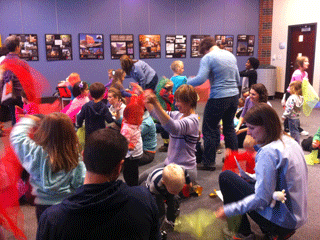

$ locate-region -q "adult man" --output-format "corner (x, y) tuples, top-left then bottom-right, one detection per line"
(37, 128), (160, 240)
(0, 35), (24, 125)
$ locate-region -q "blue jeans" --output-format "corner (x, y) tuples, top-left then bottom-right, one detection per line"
(202, 95), (238, 166)
(288, 118), (300, 143)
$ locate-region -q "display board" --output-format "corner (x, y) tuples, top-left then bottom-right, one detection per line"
(79, 34), (104, 60)
(236, 35), (255, 56)
(165, 35), (187, 58)
(190, 35), (210, 58)
(215, 35), (234, 53)
(10, 34), (39, 61)
(110, 34), (134, 59)
(45, 34), (72, 61)
(139, 34), (161, 59)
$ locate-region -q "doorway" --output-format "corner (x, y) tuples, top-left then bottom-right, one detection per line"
(285, 23), (317, 90)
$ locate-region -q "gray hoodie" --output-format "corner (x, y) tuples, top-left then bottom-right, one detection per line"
(282, 94), (304, 119)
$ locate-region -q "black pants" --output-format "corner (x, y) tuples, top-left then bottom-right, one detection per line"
(138, 150), (155, 166)
(145, 74), (159, 91)
(156, 123), (169, 140)
(155, 193), (180, 224)
(36, 204), (52, 222)
(8, 96), (23, 126)
(123, 156), (140, 186)
(219, 170), (294, 238)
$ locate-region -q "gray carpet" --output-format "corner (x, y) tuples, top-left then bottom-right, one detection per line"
(2, 99), (320, 239)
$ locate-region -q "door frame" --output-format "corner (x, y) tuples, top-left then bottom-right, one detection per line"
(285, 22), (317, 91)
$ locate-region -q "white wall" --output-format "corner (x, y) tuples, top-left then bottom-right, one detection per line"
(272, 0), (320, 94)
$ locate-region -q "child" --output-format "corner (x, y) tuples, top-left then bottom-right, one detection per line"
(121, 93), (145, 186)
(57, 72), (81, 99)
(146, 163), (191, 229)
(170, 60), (187, 94)
(10, 112), (86, 222)
(282, 81), (304, 143)
(159, 80), (174, 111)
(65, 81), (89, 123)
(107, 87), (126, 130)
(15, 90), (40, 122)
(105, 69), (115, 89)
(111, 69), (132, 98)
(76, 82), (116, 141)
(239, 57), (260, 89)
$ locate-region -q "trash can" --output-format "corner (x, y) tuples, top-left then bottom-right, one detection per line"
(256, 65), (276, 98)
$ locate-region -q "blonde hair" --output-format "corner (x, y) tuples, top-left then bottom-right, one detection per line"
(33, 112), (80, 172)
(67, 72), (81, 87)
(164, 80), (174, 90)
(289, 81), (302, 96)
(162, 164), (186, 194)
(170, 60), (184, 73)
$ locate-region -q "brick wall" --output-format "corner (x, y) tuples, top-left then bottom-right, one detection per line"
(258, 0), (273, 65)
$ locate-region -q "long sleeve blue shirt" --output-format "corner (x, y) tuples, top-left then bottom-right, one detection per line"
(126, 60), (156, 89)
(224, 135), (308, 230)
(187, 48), (240, 99)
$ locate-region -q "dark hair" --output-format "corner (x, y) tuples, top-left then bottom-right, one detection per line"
(199, 37), (216, 55)
(4, 35), (20, 52)
(21, 90), (27, 99)
(84, 128), (128, 175)
(73, 81), (88, 98)
(120, 55), (138, 75)
(174, 84), (198, 109)
(108, 87), (126, 104)
(89, 82), (105, 99)
(0, 46), (9, 57)
(244, 103), (282, 146)
(251, 83), (268, 103)
(248, 57), (260, 70)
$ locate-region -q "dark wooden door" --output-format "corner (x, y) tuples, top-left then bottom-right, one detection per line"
(285, 23), (317, 89)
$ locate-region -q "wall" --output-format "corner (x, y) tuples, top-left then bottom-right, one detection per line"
(272, 0), (320, 94)
(0, 0), (260, 95)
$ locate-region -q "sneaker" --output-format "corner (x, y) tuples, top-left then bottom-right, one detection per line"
(300, 130), (309, 136)
(232, 233), (255, 240)
(161, 218), (175, 232)
(158, 145), (168, 152)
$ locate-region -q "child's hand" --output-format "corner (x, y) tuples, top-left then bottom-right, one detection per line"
(312, 140), (320, 149)
(114, 102), (122, 112)
(26, 114), (41, 123)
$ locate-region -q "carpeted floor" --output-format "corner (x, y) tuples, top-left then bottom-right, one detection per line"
(2, 99), (320, 239)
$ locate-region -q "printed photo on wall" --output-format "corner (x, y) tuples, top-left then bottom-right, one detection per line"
(215, 35), (234, 53)
(165, 35), (187, 58)
(45, 34), (72, 61)
(79, 34), (104, 60)
(190, 35), (210, 58)
(139, 35), (161, 59)
(236, 35), (255, 56)
(110, 34), (134, 59)
(10, 34), (39, 61)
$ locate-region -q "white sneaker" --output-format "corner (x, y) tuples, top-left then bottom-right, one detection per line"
(300, 131), (309, 136)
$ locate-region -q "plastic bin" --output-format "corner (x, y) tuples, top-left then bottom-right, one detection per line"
(256, 65), (276, 98)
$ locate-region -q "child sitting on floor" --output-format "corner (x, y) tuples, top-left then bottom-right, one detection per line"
(146, 163), (191, 230)
(64, 81), (89, 124)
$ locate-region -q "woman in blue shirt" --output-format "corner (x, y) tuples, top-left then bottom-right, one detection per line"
(215, 103), (308, 239)
(120, 55), (158, 90)
(188, 37), (240, 171)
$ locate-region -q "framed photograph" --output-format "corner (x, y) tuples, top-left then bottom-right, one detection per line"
(10, 34), (39, 61)
(215, 35), (234, 53)
(45, 34), (72, 61)
(110, 34), (134, 59)
(139, 35), (161, 59)
(237, 35), (255, 56)
(190, 35), (210, 58)
(165, 35), (187, 58)
(79, 34), (104, 60)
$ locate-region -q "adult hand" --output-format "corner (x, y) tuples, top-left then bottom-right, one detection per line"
(144, 89), (158, 105)
(235, 125), (240, 133)
(214, 207), (227, 220)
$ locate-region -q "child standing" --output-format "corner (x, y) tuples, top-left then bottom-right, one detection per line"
(159, 80), (174, 111)
(121, 94), (145, 186)
(282, 81), (304, 143)
(170, 61), (187, 94)
(239, 57), (260, 89)
(76, 82), (116, 141)
(65, 81), (89, 123)
(10, 113), (86, 222)
(146, 163), (191, 229)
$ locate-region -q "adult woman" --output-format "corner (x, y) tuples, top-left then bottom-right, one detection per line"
(235, 83), (269, 148)
(187, 37), (240, 171)
(215, 103), (307, 239)
(139, 84), (199, 183)
(120, 55), (158, 90)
